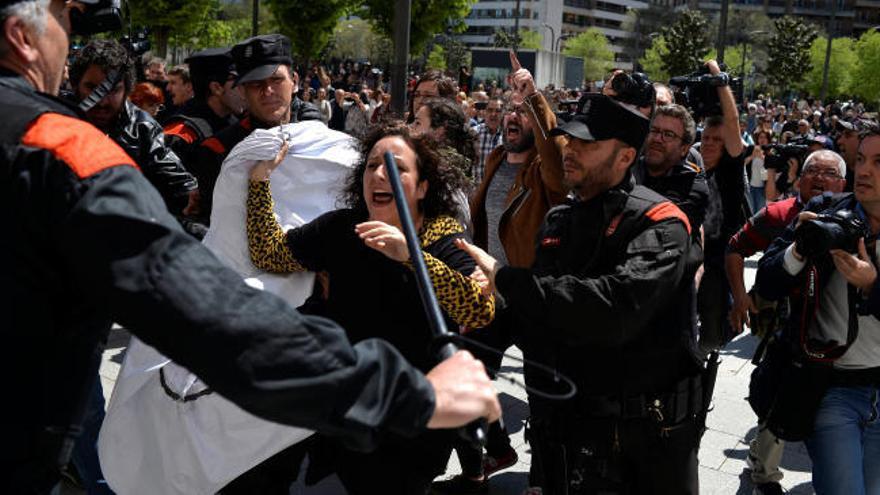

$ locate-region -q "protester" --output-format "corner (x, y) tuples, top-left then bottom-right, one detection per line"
(129, 81), (164, 117)
(316, 86), (331, 124)
(245, 121), (495, 493)
(472, 97), (504, 184)
(165, 64), (193, 108)
(406, 69), (456, 123)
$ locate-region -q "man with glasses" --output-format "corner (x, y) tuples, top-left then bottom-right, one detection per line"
(472, 97), (503, 184)
(726, 150), (846, 495)
(634, 103), (709, 235)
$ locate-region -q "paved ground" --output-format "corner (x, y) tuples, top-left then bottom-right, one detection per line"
(71, 258), (815, 494)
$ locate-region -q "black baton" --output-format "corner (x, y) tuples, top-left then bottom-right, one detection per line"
(383, 151), (488, 447)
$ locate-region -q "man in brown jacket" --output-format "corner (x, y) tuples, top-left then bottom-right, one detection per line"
(470, 52), (566, 268)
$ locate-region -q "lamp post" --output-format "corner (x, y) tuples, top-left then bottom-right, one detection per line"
(542, 23), (556, 52)
(252, 0), (259, 37)
(739, 30), (766, 107)
(820, 0), (839, 102)
(390, 0), (411, 116)
(542, 23), (557, 87)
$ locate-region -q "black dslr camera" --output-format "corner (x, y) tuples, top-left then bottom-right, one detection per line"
(669, 65), (743, 119)
(120, 29), (151, 58)
(607, 71), (655, 109)
(761, 138), (810, 170)
(70, 0), (124, 36)
(794, 209), (870, 259)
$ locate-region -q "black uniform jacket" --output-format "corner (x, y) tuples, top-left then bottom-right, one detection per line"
(496, 178), (703, 395)
(1, 70), (434, 489)
(634, 156), (709, 235)
(163, 98), (237, 172)
(110, 100), (197, 214)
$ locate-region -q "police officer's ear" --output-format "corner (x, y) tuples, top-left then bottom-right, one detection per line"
(615, 145), (638, 171)
(208, 81), (224, 97)
(2, 13), (43, 66)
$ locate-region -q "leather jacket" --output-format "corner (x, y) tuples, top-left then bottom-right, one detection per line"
(110, 100), (197, 213)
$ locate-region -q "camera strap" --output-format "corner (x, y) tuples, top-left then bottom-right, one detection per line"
(78, 69), (122, 113)
(799, 263), (860, 362)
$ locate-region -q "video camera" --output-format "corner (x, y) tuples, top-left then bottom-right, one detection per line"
(120, 29), (151, 58)
(669, 65), (743, 119)
(70, 0), (124, 36)
(761, 138), (810, 171)
(607, 71), (655, 109)
(555, 99), (579, 123)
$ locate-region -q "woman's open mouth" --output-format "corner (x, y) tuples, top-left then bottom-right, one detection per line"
(371, 191), (394, 205)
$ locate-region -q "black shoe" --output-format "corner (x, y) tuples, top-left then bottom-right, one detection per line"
(432, 474), (488, 494)
(753, 481), (784, 495)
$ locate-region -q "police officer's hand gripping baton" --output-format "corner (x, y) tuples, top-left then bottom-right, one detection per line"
(383, 151), (489, 448)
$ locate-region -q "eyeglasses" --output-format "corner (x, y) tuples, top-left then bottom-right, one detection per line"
(649, 127), (683, 142)
(802, 168), (841, 180)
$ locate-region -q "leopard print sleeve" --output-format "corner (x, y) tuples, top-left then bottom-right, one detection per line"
(422, 252), (495, 329)
(246, 180), (306, 273)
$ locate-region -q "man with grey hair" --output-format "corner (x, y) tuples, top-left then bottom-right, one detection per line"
(0, 2), (501, 492)
(634, 103), (709, 235)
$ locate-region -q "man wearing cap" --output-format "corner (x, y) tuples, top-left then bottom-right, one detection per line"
(0, 3), (501, 492)
(194, 34), (321, 223)
(163, 47), (243, 169)
(458, 93), (704, 494)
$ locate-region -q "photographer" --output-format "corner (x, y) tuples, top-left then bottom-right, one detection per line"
(343, 89), (372, 138)
(756, 130), (880, 495)
(692, 60), (749, 354)
(69, 39), (196, 216)
(726, 150), (846, 494)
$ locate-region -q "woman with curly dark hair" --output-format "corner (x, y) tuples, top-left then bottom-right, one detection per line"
(245, 121), (494, 494)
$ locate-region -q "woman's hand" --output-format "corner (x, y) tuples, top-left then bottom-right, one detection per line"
(250, 141), (289, 181)
(455, 238), (499, 294)
(356, 221), (410, 262)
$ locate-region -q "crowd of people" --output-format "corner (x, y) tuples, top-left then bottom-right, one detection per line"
(5, 1), (880, 494)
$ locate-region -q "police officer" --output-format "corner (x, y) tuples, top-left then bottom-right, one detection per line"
(163, 47), (243, 172)
(458, 94), (704, 494)
(194, 34), (321, 223)
(0, 2), (500, 492)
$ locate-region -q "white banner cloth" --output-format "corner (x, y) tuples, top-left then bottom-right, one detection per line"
(98, 121), (358, 495)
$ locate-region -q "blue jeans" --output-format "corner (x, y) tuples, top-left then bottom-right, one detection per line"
(71, 377), (115, 495)
(806, 386), (880, 495)
(749, 185), (766, 214)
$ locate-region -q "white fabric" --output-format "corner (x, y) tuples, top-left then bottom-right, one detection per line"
(98, 121), (359, 495)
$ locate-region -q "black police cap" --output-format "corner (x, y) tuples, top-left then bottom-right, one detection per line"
(230, 34), (293, 86)
(186, 47), (236, 85)
(550, 93), (651, 151)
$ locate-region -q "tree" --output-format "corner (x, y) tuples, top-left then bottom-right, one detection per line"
(520, 29), (543, 50)
(443, 37), (471, 72)
(799, 36), (856, 99)
(426, 44), (446, 70)
(562, 28), (615, 82)
(661, 10), (711, 77)
(265, 0), (351, 62)
(766, 16), (818, 91)
(638, 35), (669, 83)
(127, 0), (217, 58)
(493, 29), (518, 49)
(358, 0), (475, 55)
(621, 5), (678, 64)
(850, 29), (880, 105)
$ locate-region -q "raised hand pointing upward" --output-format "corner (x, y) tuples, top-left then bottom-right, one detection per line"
(508, 50), (537, 103)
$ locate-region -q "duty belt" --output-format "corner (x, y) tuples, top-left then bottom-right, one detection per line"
(577, 375), (702, 425)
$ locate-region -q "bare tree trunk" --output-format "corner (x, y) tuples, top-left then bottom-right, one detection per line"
(155, 26), (170, 59)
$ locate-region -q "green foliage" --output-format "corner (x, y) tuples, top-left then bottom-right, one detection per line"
(702, 45), (752, 76)
(127, 0), (217, 57)
(328, 17), (392, 64)
(493, 30), (517, 49)
(850, 29), (880, 104)
(621, 5), (678, 63)
(426, 44), (446, 70)
(443, 37), (471, 72)
(661, 10), (711, 77)
(799, 36), (856, 98)
(766, 16), (818, 90)
(562, 28), (614, 82)
(519, 29), (543, 50)
(638, 35), (669, 83)
(357, 0), (475, 55)
(265, 0), (351, 61)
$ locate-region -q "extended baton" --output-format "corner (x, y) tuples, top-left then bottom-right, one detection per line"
(382, 151), (488, 448)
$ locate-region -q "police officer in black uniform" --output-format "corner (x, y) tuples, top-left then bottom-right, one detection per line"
(163, 47), (242, 171)
(194, 34), (321, 224)
(0, 2), (500, 492)
(459, 94), (704, 494)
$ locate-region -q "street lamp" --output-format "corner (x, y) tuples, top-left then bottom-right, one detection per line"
(740, 30), (767, 106)
(541, 23), (556, 52)
(555, 33), (573, 53)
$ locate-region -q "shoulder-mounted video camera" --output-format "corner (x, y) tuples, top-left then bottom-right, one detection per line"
(794, 209), (870, 259)
(70, 0), (124, 36)
(669, 65), (743, 119)
(607, 71), (655, 109)
(761, 137), (810, 170)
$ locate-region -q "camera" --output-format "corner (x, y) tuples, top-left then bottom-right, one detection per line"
(607, 72), (655, 109)
(761, 138), (810, 170)
(794, 209), (870, 259)
(669, 65), (743, 119)
(120, 30), (151, 58)
(554, 99), (580, 123)
(70, 0), (124, 36)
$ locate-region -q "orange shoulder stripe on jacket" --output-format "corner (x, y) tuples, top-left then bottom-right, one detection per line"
(163, 121), (199, 145)
(645, 201), (692, 235)
(201, 137), (226, 155)
(21, 113), (138, 179)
